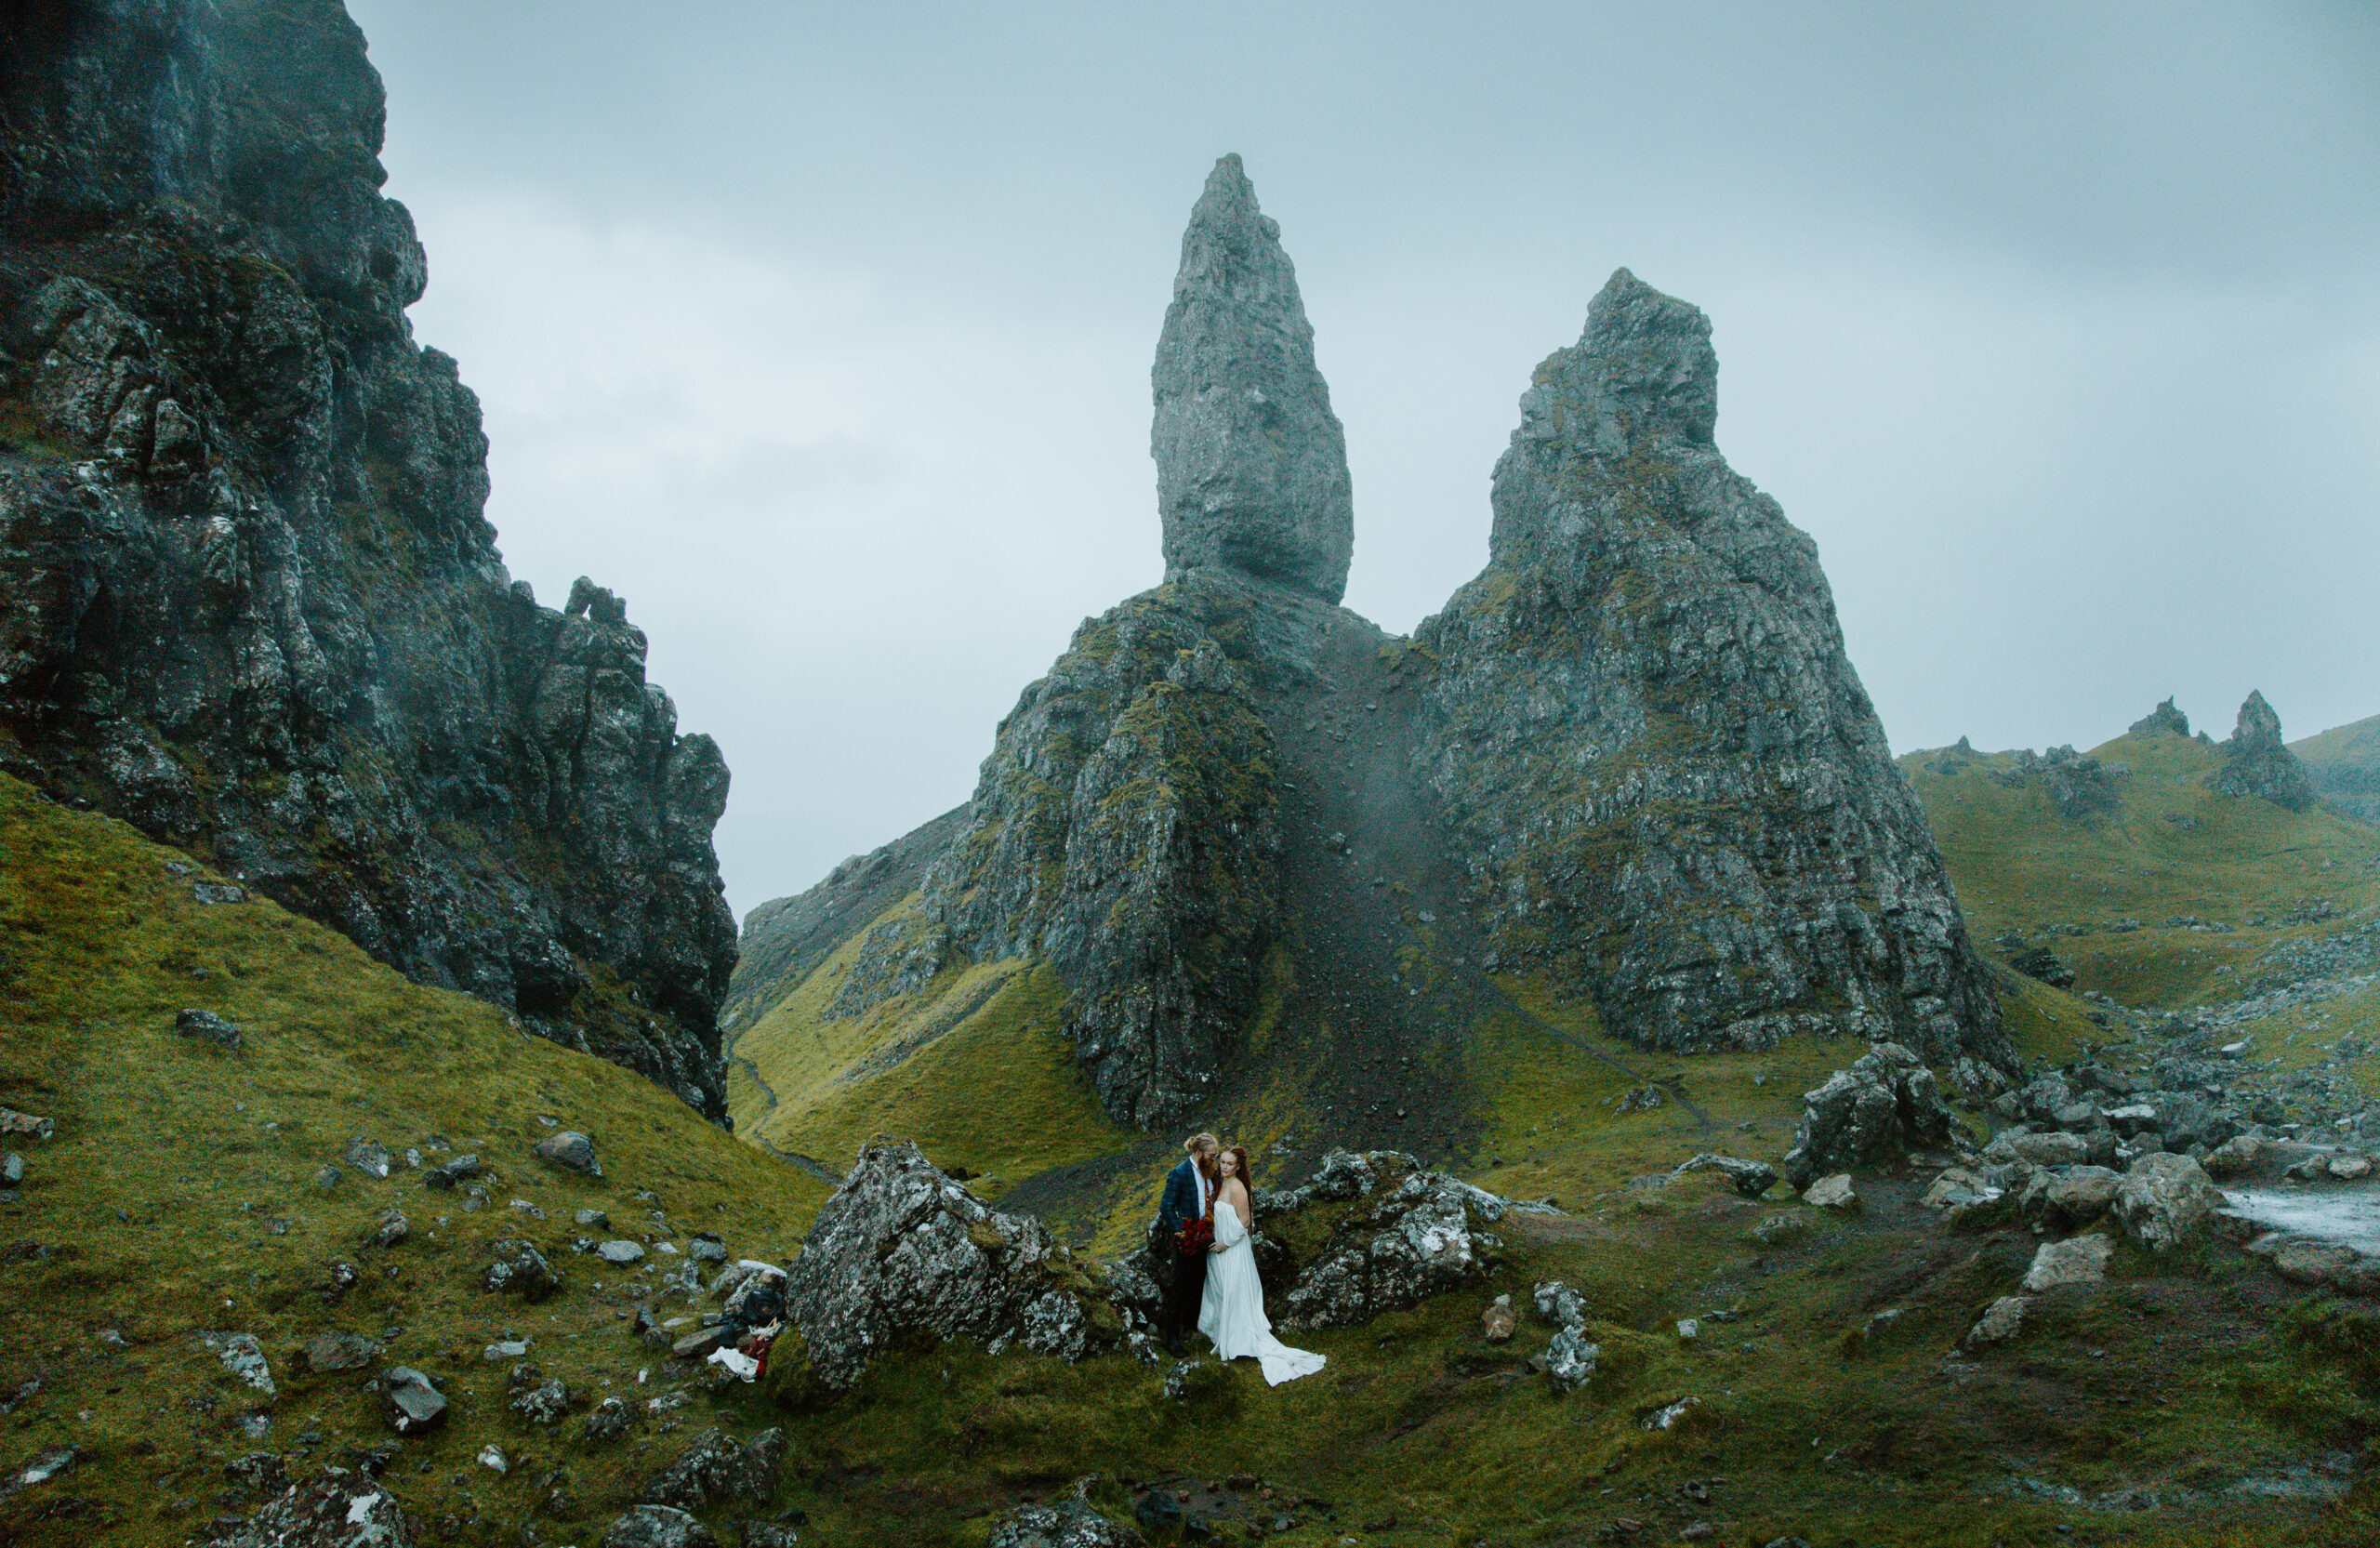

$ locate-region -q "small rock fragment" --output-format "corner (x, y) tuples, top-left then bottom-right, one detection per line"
(535, 1130), (603, 1178)
(1801, 1174), (1858, 1211)
(176, 1008), (244, 1051)
(1965, 1294), (2029, 1348)
(1481, 1295), (1515, 1343)
(343, 1137), (392, 1178)
(2022, 1235), (2114, 1292)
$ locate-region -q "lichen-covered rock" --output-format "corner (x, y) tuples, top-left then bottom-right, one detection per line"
(782, 1141), (1118, 1388)
(601, 1505), (718, 1548)
(1278, 1161), (1503, 1329)
(2023, 1165), (2122, 1230)
(2130, 698), (2192, 738)
(0, 0), (734, 1118)
(2021, 1235), (2113, 1292)
(837, 597), (1283, 1128)
(2113, 1152), (2222, 1254)
(202, 1469), (416, 1547)
(1781, 1042), (1964, 1190)
(2006, 745), (2122, 825)
(638, 1427), (785, 1511)
(2214, 691), (2314, 811)
(1542, 1326), (1600, 1395)
(1153, 154), (1353, 605)
(483, 1239), (559, 1302)
(1412, 269), (2006, 1072)
(986, 1497), (1144, 1548)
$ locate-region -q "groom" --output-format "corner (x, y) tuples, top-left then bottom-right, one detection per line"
(1151, 1131), (1220, 1356)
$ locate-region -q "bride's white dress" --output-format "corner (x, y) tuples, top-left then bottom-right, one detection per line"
(1197, 1203), (1326, 1385)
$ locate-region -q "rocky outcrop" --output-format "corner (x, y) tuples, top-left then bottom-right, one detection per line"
(201, 1469), (415, 1547)
(782, 1141), (1120, 1389)
(2004, 745), (2122, 825)
(0, 1), (734, 1114)
(1276, 1154), (1505, 1329)
(837, 589), (1285, 1127)
(1413, 270), (2007, 1069)
(1153, 154), (1352, 604)
(1781, 1042), (1968, 1190)
(2130, 698), (2191, 737)
(2214, 692), (2314, 811)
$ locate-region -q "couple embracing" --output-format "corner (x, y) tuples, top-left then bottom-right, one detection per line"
(1150, 1131), (1326, 1385)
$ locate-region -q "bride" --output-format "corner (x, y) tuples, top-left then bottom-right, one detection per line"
(1197, 1145), (1326, 1384)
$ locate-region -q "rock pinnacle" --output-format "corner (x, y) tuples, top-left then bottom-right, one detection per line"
(1151, 153), (1354, 604)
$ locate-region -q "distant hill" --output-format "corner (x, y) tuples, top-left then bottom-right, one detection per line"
(2292, 711), (2380, 827)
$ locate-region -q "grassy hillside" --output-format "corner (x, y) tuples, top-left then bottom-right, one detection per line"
(2294, 712), (2380, 827)
(7, 768), (2378, 1543)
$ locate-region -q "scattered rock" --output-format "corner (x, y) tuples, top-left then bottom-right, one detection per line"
(0, 1109), (53, 1143)
(223, 1452), (287, 1493)
(295, 1331), (378, 1375)
(509, 1369), (569, 1426)
(1782, 1044), (1964, 1191)
(576, 1209), (613, 1229)
(671, 1327), (731, 1361)
(1673, 1154), (1778, 1198)
(1965, 1295), (2029, 1348)
(1543, 1326), (1600, 1395)
(2257, 1237), (2380, 1296)
(598, 1240), (647, 1265)
(423, 1155), (483, 1190)
(2330, 1155), (2373, 1181)
(602, 1504), (720, 1548)
(688, 1234), (727, 1263)
(326, 1262), (361, 1300)
(0, 1444), (73, 1500)
(381, 1367), (447, 1436)
(177, 1008), (244, 1051)
(1983, 1130), (2091, 1171)
(2113, 1152), (2222, 1254)
(2032, 1165), (2122, 1229)
(1639, 1396), (1700, 1432)
(2, 1155), (23, 1185)
(585, 1396), (634, 1445)
(484, 1240), (561, 1302)
(1800, 1174), (1858, 1212)
(535, 1130), (603, 1179)
(483, 1340), (531, 1361)
(1919, 1166), (2004, 1224)
(200, 1469), (415, 1547)
(2022, 1235), (2114, 1292)
(2007, 946), (2077, 989)
(640, 1428), (786, 1511)
(1533, 1281), (1586, 1330)
(783, 1141), (1117, 1390)
(1482, 1295), (1516, 1342)
(343, 1138), (392, 1179)
(364, 1210), (407, 1250)
(1750, 1213), (1807, 1247)
(477, 1443), (508, 1473)
(201, 1331), (275, 1396)
(2202, 1134), (2264, 1179)
(740, 1524), (801, 1548)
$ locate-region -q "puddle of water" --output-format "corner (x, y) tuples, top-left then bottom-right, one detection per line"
(2221, 1184), (2380, 1256)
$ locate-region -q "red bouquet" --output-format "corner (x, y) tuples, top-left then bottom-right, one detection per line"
(1178, 1217), (1214, 1255)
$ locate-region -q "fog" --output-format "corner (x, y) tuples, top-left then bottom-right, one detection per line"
(345, 0), (2380, 919)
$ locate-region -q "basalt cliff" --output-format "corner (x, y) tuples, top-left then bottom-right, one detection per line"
(734, 155), (2011, 1140)
(0, 0), (735, 1116)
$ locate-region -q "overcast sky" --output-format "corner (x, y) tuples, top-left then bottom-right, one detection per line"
(346, 0), (2380, 921)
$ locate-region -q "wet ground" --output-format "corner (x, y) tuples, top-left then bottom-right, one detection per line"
(2222, 1179), (2380, 1254)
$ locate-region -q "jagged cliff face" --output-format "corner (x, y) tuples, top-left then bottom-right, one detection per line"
(1415, 270), (2006, 1075)
(742, 164), (2015, 1136)
(0, 0), (735, 1115)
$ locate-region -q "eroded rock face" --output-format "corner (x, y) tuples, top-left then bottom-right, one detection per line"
(1414, 270), (2006, 1071)
(1781, 1042), (1964, 1190)
(1153, 154), (1353, 604)
(2214, 692), (2314, 811)
(986, 1498), (1142, 1548)
(0, 0), (734, 1117)
(782, 1141), (1118, 1389)
(837, 594), (1284, 1128)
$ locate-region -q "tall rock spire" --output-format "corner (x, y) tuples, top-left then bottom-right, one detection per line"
(1152, 153), (1354, 603)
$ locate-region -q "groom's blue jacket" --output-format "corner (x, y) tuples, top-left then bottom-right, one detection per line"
(1155, 1157), (1204, 1235)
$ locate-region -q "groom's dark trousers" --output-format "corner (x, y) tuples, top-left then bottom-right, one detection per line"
(1152, 1156), (1208, 1351)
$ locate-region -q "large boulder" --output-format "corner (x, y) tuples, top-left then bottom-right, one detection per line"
(202, 1469), (415, 1547)
(2112, 1152), (2222, 1254)
(783, 1141), (1119, 1389)
(601, 1505), (717, 1548)
(1278, 1158), (1504, 1330)
(1781, 1043), (1964, 1190)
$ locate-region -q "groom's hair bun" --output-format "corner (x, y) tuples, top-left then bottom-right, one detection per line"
(1184, 1131), (1219, 1155)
